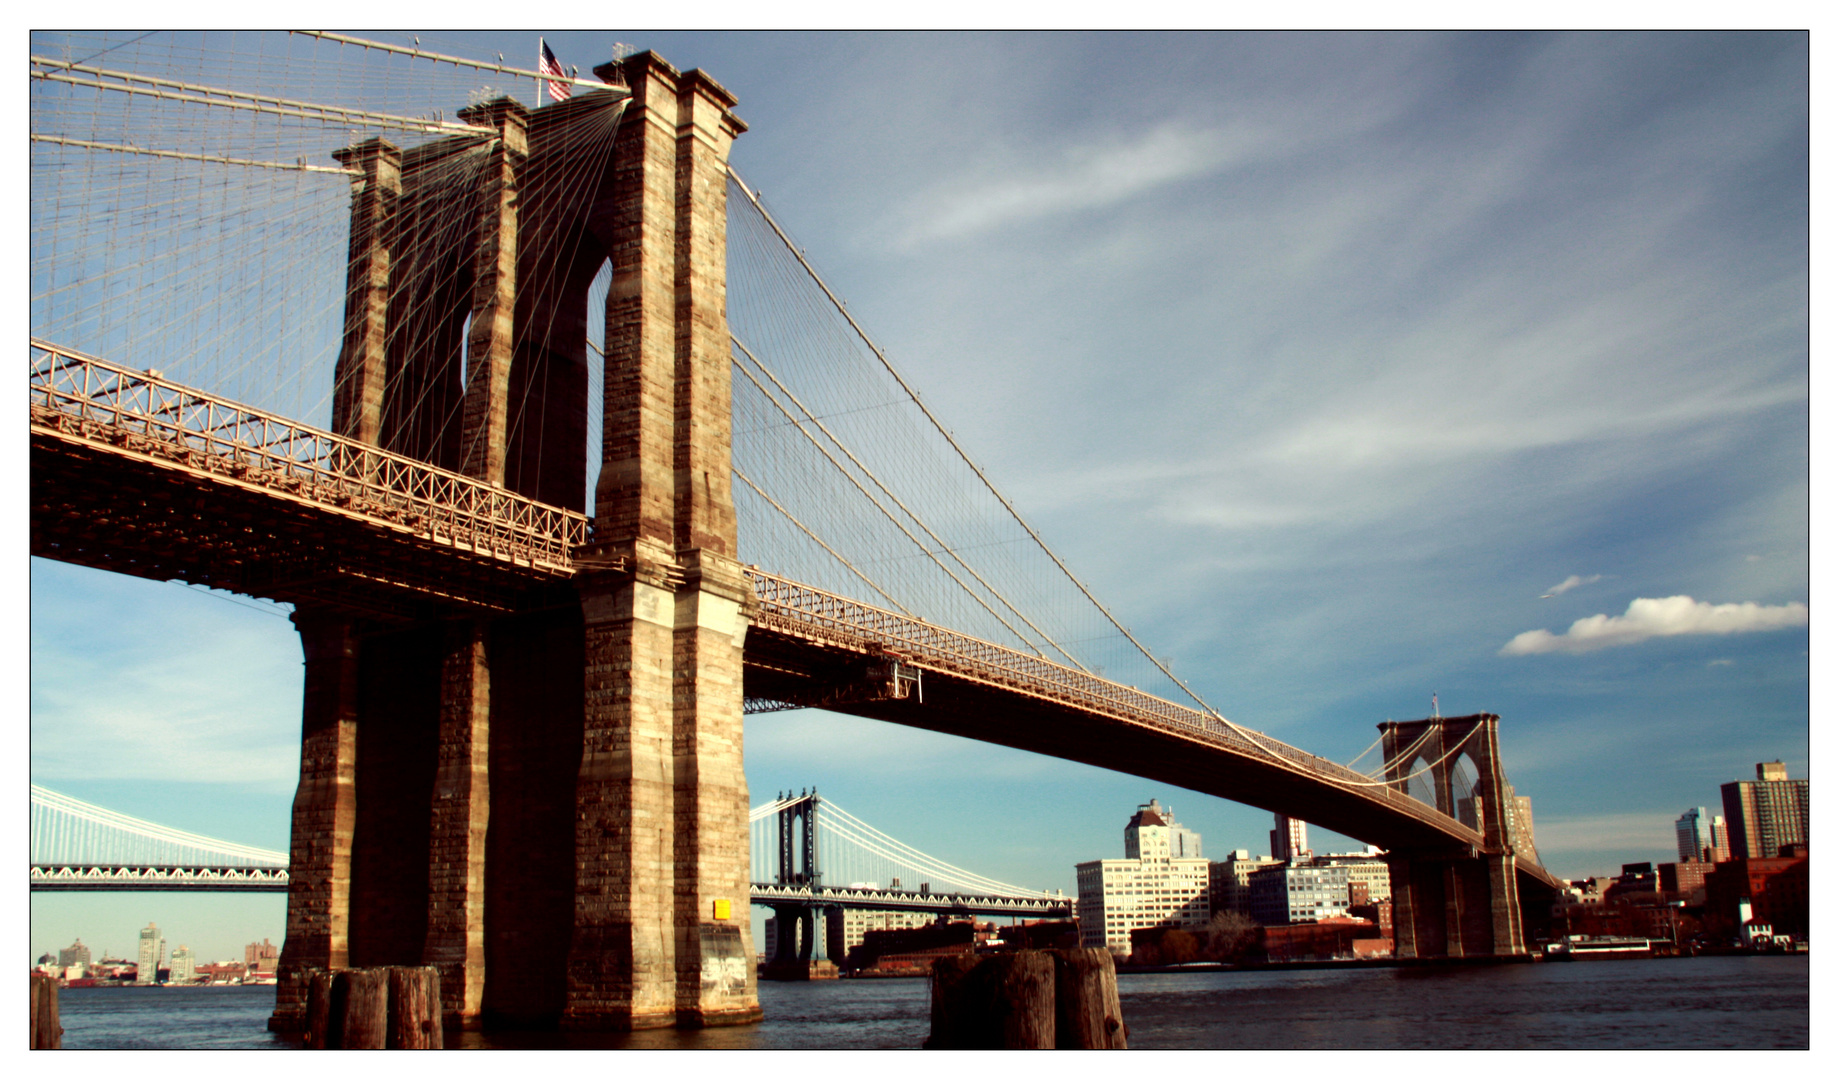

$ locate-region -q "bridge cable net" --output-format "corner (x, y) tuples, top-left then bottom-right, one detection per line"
(30, 784), (286, 867)
(725, 175), (1510, 808)
(726, 172), (1213, 708)
(30, 31), (623, 509)
(747, 795), (1056, 900)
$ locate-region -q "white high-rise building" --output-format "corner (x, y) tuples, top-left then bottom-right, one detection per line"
(1270, 814), (1309, 861)
(1075, 799), (1211, 953)
(136, 922), (164, 985)
(169, 945), (196, 984)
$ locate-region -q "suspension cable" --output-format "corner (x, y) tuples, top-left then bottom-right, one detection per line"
(732, 332), (1079, 664)
(727, 166), (1223, 718)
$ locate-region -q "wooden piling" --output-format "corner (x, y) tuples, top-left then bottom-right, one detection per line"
(306, 967), (443, 1049)
(925, 951), (1057, 1049)
(387, 966), (443, 1048)
(335, 968), (390, 1048)
(1052, 947), (1126, 1048)
(31, 973), (62, 1049)
(305, 970), (334, 1048)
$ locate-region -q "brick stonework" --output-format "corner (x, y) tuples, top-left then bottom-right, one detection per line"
(564, 52), (756, 1029)
(329, 139), (401, 447)
(456, 99), (527, 486)
(424, 620), (491, 1024)
(272, 614), (360, 1027)
(1379, 715), (1526, 959)
(275, 49), (754, 1034)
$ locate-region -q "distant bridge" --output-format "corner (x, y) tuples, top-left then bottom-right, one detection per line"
(30, 864), (290, 892)
(29, 785), (1063, 917)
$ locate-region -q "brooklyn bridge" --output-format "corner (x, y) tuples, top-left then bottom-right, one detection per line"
(30, 32), (1560, 1034)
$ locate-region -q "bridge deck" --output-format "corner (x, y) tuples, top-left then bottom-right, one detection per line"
(28, 344), (1559, 893)
(30, 342), (586, 620)
(750, 883), (1072, 918)
(30, 864), (290, 892)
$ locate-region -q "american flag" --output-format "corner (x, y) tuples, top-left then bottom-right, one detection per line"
(539, 38), (570, 102)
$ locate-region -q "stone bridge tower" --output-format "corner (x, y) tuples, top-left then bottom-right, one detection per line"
(1377, 713), (1528, 959)
(273, 50), (759, 1032)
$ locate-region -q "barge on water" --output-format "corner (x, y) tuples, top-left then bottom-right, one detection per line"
(1545, 936), (1654, 960)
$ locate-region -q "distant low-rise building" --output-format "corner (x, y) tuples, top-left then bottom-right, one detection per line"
(1659, 860), (1712, 902)
(838, 905), (935, 959)
(1209, 850), (1281, 916)
(1246, 849), (1391, 926)
(197, 961), (247, 985)
(246, 938), (279, 975)
(1260, 916), (1386, 962)
(1605, 862), (1663, 905)
(1316, 849), (1391, 905)
(1705, 851), (1808, 942)
(59, 938), (92, 970)
(1250, 861), (1354, 925)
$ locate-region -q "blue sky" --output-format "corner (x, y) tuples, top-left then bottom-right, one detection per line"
(26, 31), (1811, 963)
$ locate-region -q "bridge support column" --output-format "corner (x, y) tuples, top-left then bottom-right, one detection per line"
(562, 51), (755, 1031)
(1386, 850), (1524, 960)
(1378, 713), (1528, 960)
(824, 905), (846, 966)
(329, 138), (401, 447)
(670, 554), (757, 1025)
(769, 905), (813, 962)
(272, 612), (361, 1029)
(454, 98), (528, 485)
(422, 619), (491, 1027)
(568, 561), (681, 1030)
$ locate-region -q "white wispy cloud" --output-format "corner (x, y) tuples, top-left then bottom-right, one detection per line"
(1542, 574), (1603, 598)
(1500, 595), (1808, 656)
(895, 119), (1269, 247)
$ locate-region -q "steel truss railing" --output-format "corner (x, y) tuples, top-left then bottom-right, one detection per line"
(29, 340), (588, 573)
(747, 569), (1496, 847)
(749, 882), (1073, 917)
(30, 864), (289, 892)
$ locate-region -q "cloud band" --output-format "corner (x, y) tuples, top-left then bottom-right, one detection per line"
(1501, 595), (1807, 656)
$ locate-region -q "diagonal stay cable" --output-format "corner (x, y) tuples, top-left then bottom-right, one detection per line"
(730, 336), (1042, 655)
(29, 785), (288, 864)
(728, 166), (1222, 719)
(732, 462), (913, 616)
(731, 332), (1084, 670)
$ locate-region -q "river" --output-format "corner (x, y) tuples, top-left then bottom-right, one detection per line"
(53, 955), (1807, 1050)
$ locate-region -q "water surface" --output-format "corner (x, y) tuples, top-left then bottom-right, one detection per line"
(54, 956), (1808, 1050)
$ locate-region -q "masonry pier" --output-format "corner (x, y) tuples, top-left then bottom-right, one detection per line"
(272, 51), (758, 1033)
(1378, 714), (1531, 959)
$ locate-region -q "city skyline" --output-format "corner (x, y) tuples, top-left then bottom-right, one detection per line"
(28, 31), (1809, 960)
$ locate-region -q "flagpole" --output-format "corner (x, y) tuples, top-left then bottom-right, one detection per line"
(537, 37), (544, 108)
